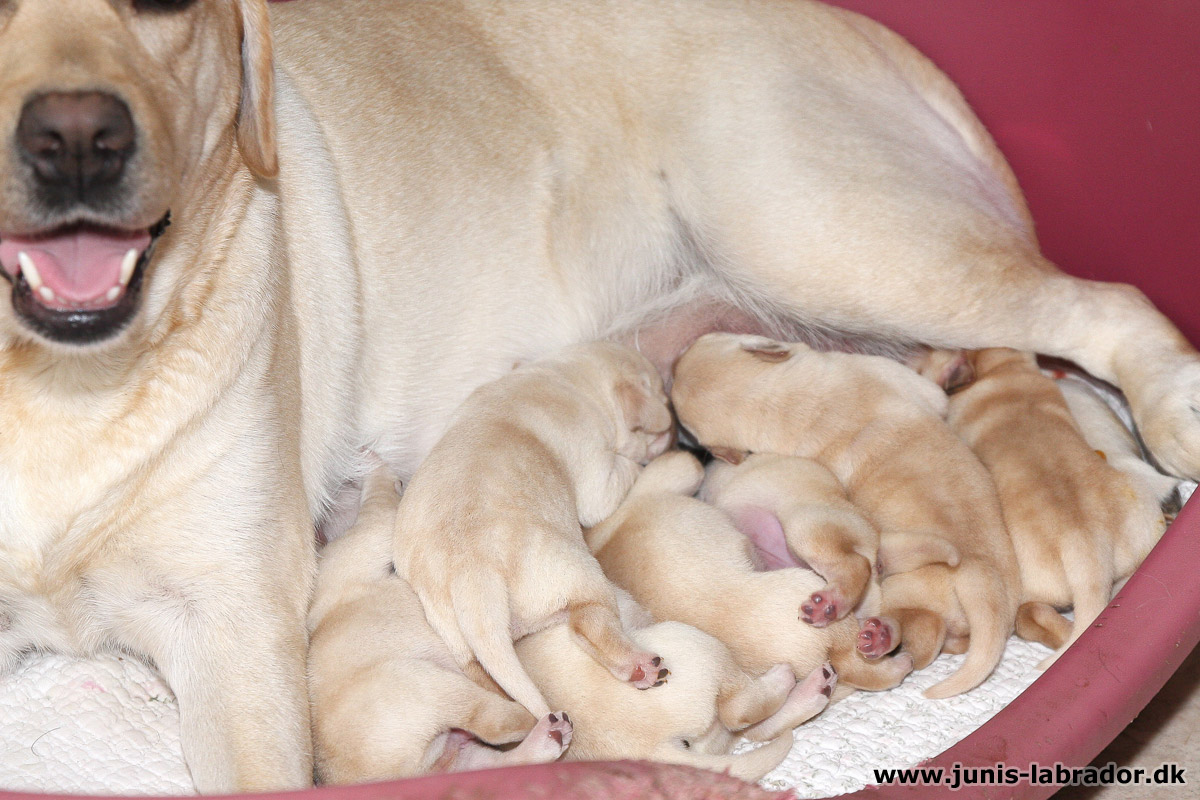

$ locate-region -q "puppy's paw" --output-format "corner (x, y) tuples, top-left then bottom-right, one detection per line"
(857, 617), (897, 659)
(800, 589), (844, 627)
(802, 662), (838, 699)
(629, 653), (670, 689)
(528, 712), (573, 760)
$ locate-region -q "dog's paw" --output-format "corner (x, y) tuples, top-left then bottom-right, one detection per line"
(857, 617), (897, 659)
(629, 654), (670, 689)
(1129, 358), (1200, 480)
(799, 662), (838, 699)
(800, 589), (844, 627)
(529, 712), (573, 759)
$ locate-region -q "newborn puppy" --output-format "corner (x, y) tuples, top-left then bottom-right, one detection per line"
(701, 452), (879, 626)
(672, 333), (1019, 699)
(308, 460), (570, 783)
(394, 341), (674, 718)
(516, 594), (837, 782)
(1054, 374), (1182, 510)
(918, 349), (1171, 665)
(588, 451), (912, 696)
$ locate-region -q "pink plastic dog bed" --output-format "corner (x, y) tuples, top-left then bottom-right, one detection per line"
(3, 2), (1197, 799)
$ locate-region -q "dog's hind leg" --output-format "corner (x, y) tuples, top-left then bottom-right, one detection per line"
(568, 600), (668, 689)
(671, 30), (1200, 479)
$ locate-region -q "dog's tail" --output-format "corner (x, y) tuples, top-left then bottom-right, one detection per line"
(924, 559), (1015, 699)
(450, 571), (553, 719)
(461, 682), (539, 746)
(630, 450), (705, 499)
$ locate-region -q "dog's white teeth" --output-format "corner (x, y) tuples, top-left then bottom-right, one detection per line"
(37, 286), (55, 303)
(106, 286), (121, 302)
(119, 248), (138, 287)
(16, 251), (43, 290)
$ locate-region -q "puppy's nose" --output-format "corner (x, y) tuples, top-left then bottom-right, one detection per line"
(16, 92), (135, 201)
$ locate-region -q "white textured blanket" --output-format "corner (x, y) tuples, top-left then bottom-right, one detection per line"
(0, 637), (1054, 798)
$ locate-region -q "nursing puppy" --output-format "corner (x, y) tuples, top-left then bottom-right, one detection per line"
(701, 453), (879, 626)
(672, 334), (1020, 698)
(917, 349), (1172, 665)
(588, 451), (913, 696)
(393, 341), (673, 719)
(516, 600), (837, 782)
(308, 460), (571, 783)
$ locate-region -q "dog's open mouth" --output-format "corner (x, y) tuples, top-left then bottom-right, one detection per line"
(0, 212), (169, 344)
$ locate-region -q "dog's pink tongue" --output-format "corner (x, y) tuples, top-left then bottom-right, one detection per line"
(0, 229), (148, 304)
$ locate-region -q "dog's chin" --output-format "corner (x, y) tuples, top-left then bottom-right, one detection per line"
(0, 212), (169, 347)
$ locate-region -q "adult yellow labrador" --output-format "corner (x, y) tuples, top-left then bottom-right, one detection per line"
(0, 0), (1197, 792)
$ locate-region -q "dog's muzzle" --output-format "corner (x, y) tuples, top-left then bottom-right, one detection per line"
(0, 211), (170, 344)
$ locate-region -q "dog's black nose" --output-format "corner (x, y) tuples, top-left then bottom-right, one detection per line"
(16, 92), (135, 204)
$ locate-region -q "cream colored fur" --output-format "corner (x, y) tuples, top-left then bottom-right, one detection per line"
(588, 451), (913, 697)
(308, 461), (569, 783)
(672, 334), (1020, 698)
(916, 350), (1170, 667)
(4, 0), (1200, 790)
(392, 342), (673, 719)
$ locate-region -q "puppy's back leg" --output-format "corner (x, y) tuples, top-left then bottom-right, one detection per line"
(794, 518), (877, 626)
(1016, 601), (1071, 650)
(568, 601), (669, 690)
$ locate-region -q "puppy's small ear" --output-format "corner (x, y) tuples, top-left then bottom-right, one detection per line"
(913, 349), (975, 394)
(617, 379), (673, 434)
(740, 339), (792, 363)
(709, 446), (747, 465)
(236, 0), (278, 178)
(939, 353), (975, 394)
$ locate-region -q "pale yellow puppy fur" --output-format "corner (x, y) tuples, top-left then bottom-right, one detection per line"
(588, 450), (913, 697)
(917, 349), (1171, 667)
(672, 333), (1020, 698)
(393, 341), (674, 719)
(308, 462), (570, 783)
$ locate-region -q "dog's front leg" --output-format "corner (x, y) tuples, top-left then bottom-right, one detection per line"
(98, 497), (315, 792)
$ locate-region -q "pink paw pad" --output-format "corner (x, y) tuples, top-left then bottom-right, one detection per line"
(629, 654), (670, 689)
(858, 617), (895, 659)
(543, 712), (573, 751)
(800, 590), (842, 627)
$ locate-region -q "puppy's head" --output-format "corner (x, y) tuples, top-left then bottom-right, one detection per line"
(671, 333), (802, 451)
(557, 341), (674, 462)
(0, 0), (275, 351)
(912, 347), (1037, 393)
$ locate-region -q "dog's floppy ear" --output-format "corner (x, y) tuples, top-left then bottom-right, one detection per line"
(617, 378), (673, 434)
(709, 446), (747, 465)
(739, 339), (791, 363)
(912, 349), (975, 394)
(236, 0), (278, 178)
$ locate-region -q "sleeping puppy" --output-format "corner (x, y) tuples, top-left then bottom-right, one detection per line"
(516, 595), (837, 782)
(917, 349), (1171, 665)
(1054, 374), (1182, 512)
(587, 450), (913, 696)
(701, 453), (880, 626)
(393, 341), (674, 719)
(672, 333), (1020, 698)
(308, 460), (571, 783)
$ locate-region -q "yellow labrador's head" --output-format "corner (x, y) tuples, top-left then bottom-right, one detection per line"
(0, 0), (274, 349)
(671, 332), (804, 451)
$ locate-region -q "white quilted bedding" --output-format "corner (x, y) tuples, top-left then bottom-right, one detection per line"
(0, 639), (1048, 797)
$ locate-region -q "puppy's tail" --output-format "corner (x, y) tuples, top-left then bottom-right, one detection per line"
(461, 684), (539, 746)
(630, 451), (705, 498)
(450, 572), (553, 719)
(924, 560), (1015, 699)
